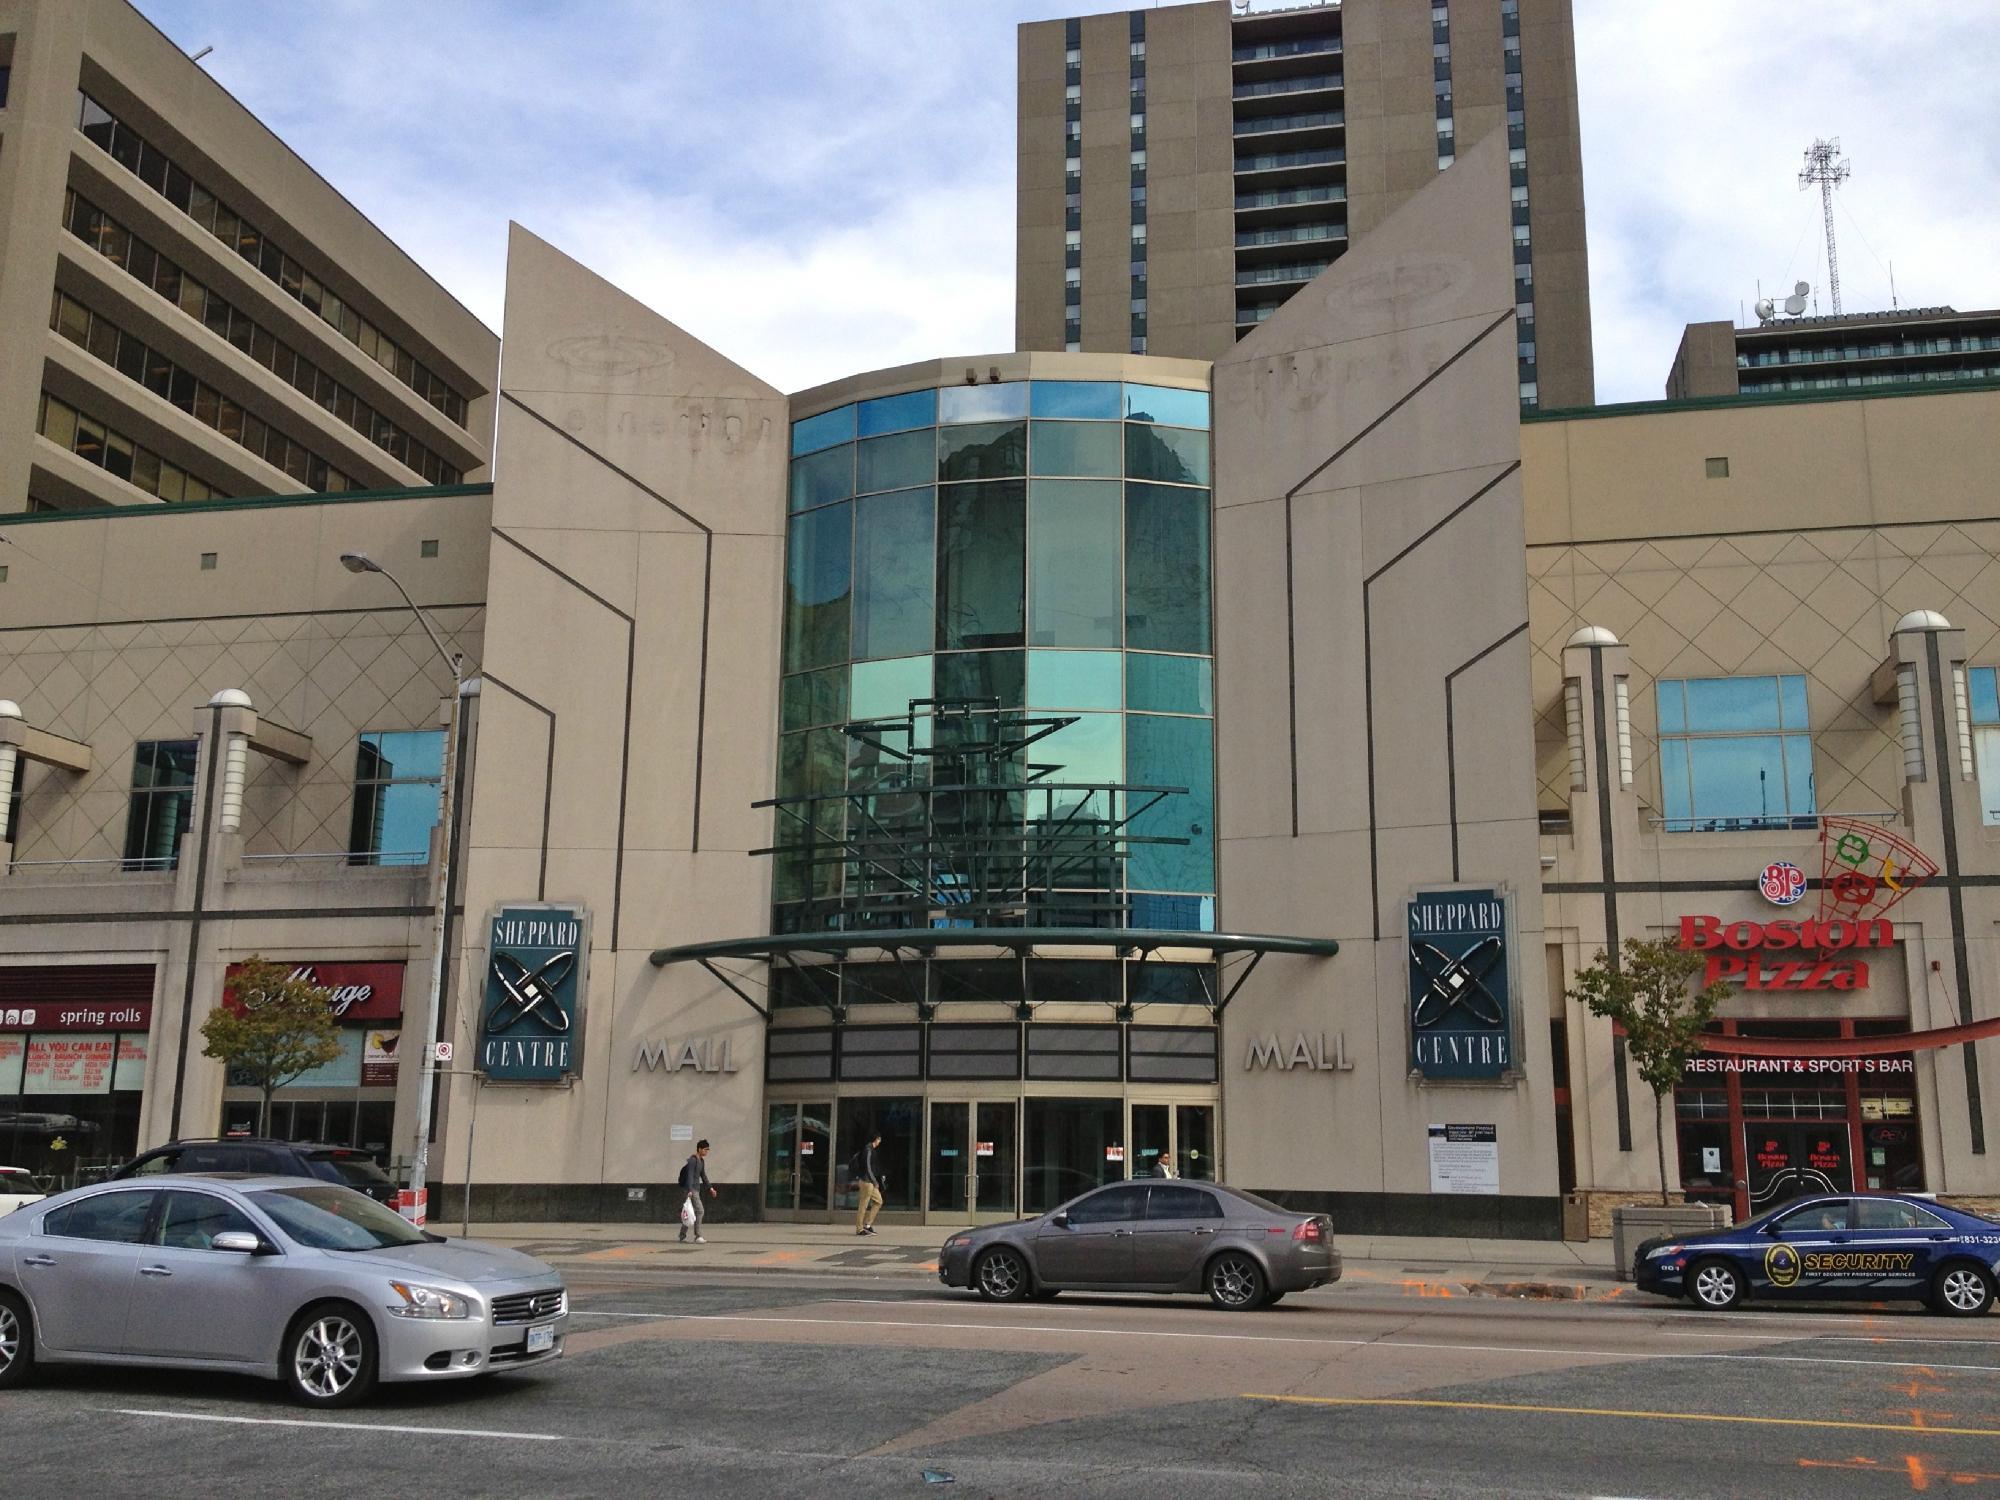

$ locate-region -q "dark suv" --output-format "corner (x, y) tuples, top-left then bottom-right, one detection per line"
(112, 1138), (397, 1204)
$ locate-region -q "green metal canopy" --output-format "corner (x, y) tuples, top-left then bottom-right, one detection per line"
(649, 926), (1340, 1021)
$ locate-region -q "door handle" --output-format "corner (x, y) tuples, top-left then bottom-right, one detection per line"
(1829, 1235), (1849, 1244)
(138, 1266), (172, 1277)
(1111, 1229), (1135, 1237)
(22, 1254), (55, 1267)
(1192, 1227), (1216, 1236)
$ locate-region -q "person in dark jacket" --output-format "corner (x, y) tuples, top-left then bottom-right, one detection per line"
(853, 1132), (884, 1236)
(679, 1138), (716, 1243)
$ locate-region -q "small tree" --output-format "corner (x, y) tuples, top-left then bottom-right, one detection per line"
(202, 956), (343, 1136)
(1567, 938), (1729, 1206)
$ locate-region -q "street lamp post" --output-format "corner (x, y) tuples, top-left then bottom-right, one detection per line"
(341, 550), (464, 1224)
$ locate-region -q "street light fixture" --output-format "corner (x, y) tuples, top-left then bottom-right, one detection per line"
(341, 548), (466, 1225)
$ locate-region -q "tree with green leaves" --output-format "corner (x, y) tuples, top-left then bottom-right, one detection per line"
(1567, 937), (1730, 1206)
(201, 956), (343, 1137)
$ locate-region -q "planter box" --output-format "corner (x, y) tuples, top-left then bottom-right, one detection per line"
(1612, 1202), (1730, 1281)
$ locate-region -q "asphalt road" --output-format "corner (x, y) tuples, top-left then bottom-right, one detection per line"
(4, 1269), (1997, 1498)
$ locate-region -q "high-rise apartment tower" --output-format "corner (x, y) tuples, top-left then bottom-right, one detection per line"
(1016, 0), (1593, 409)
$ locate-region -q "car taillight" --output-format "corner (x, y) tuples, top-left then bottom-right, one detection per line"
(1292, 1219), (1323, 1242)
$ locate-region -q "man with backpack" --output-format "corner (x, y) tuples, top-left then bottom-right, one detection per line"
(852, 1131), (884, 1235)
(679, 1138), (716, 1243)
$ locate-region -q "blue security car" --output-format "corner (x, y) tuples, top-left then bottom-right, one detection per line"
(1635, 1192), (2000, 1315)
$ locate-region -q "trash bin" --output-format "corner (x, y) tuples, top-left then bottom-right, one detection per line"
(1562, 1190), (1590, 1243)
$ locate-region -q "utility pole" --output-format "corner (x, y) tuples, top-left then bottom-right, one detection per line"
(1798, 138), (1850, 316)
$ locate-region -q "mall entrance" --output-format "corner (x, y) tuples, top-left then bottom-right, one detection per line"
(762, 1091), (1219, 1224)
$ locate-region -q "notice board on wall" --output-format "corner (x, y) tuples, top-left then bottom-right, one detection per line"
(1427, 1122), (1499, 1195)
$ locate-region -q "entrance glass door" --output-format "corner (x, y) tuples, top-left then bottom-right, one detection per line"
(1745, 1121), (1852, 1213)
(973, 1102), (1016, 1215)
(765, 1101), (833, 1213)
(1132, 1104), (1171, 1177)
(1176, 1105), (1215, 1181)
(929, 1102), (970, 1216)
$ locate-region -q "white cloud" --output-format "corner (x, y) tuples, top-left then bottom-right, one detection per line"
(135, 0), (2000, 406)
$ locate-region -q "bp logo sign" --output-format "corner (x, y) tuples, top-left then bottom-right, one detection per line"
(1408, 888), (1513, 1080)
(478, 904), (587, 1082)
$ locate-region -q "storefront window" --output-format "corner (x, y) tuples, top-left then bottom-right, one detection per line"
(1656, 675), (1815, 832)
(1024, 1096), (1125, 1212)
(0, 1031), (146, 1187)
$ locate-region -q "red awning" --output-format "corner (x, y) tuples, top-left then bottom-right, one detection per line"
(1701, 1016), (2000, 1058)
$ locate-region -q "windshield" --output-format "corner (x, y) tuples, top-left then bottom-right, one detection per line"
(318, 1154), (392, 1187)
(251, 1183), (427, 1251)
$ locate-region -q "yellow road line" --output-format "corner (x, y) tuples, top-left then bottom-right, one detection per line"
(1242, 1394), (2000, 1438)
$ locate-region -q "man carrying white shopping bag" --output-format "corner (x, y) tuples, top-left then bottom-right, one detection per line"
(679, 1138), (716, 1243)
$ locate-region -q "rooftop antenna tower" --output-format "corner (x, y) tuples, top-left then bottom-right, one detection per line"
(1798, 138), (1851, 316)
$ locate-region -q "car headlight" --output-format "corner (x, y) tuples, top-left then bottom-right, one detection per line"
(945, 1235), (972, 1251)
(1647, 1243), (1685, 1259)
(388, 1280), (473, 1319)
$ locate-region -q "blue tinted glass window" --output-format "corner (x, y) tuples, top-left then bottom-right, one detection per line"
(939, 382), (1030, 424)
(792, 404), (855, 456)
(936, 650), (1024, 709)
(1029, 479), (1121, 647)
(1970, 667), (1999, 724)
(1128, 713), (1214, 891)
(348, 729), (444, 866)
(939, 422), (1027, 481)
(857, 388), (937, 437)
(1031, 381), (1122, 419)
(1127, 484), (1210, 653)
(1126, 425), (1209, 485)
(1123, 384), (1209, 428)
(1127, 653), (1212, 714)
(852, 487), (934, 660)
(857, 429), (934, 494)
(1657, 677), (1815, 832)
(783, 503), (851, 671)
(1028, 650), (1122, 709)
(1035, 711), (1122, 821)
(937, 481), (1026, 650)
(782, 666), (848, 732)
(1031, 420), (1122, 477)
(850, 655), (933, 721)
(1681, 676), (1785, 732)
(790, 444), (853, 511)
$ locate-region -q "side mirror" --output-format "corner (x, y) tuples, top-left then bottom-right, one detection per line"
(1050, 1212), (1070, 1229)
(212, 1231), (267, 1255)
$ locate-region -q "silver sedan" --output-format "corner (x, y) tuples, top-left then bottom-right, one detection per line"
(0, 1175), (567, 1407)
(938, 1180), (1339, 1310)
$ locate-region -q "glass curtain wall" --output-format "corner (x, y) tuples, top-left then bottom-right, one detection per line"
(781, 378), (1215, 933)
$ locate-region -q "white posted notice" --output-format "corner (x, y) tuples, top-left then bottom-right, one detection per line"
(1427, 1123), (1499, 1195)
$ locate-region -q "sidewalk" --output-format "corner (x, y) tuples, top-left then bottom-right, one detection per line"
(469, 1220), (1628, 1303)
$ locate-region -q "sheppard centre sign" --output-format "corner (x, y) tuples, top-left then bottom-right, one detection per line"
(1407, 889), (1513, 1080)
(478, 905), (588, 1082)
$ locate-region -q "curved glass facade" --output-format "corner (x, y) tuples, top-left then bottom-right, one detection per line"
(780, 374), (1215, 933)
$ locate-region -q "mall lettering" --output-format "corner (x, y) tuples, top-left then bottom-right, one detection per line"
(1679, 915), (1891, 991)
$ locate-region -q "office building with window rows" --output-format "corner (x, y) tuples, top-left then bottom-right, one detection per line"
(4, 133), (1998, 1232)
(1017, 0), (1593, 409)
(0, 0), (496, 516)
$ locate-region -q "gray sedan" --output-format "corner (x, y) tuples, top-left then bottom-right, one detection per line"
(938, 1180), (1338, 1310)
(0, 1175), (567, 1407)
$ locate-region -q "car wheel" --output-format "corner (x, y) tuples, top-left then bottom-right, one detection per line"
(0, 1291), (35, 1390)
(1687, 1257), (1744, 1311)
(1262, 1291), (1286, 1307)
(1206, 1251), (1267, 1311)
(283, 1302), (378, 1408)
(1930, 1262), (1996, 1317)
(974, 1248), (1032, 1303)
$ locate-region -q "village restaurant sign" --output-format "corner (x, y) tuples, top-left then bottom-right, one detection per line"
(1679, 915), (1890, 991)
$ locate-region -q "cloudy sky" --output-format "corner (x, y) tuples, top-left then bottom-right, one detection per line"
(133, 0), (2000, 404)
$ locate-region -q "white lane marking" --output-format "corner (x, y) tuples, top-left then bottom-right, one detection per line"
(562, 1310), (2000, 1373)
(102, 1408), (564, 1441)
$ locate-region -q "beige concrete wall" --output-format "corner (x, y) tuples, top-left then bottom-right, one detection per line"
(0, 0), (497, 514)
(1014, 16), (1069, 355)
(0, 486), (489, 1158)
(1214, 131), (1558, 1211)
(441, 226), (788, 1198)
(1665, 320), (1741, 399)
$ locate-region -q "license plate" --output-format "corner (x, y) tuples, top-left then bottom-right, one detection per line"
(525, 1323), (555, 1354)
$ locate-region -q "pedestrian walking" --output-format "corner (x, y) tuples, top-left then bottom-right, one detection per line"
(679, 1138), (717, 1243)
(852, 1131), (884, 1235)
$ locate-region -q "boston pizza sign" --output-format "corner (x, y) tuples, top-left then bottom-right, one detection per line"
(1679, 915), (1890, 992)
